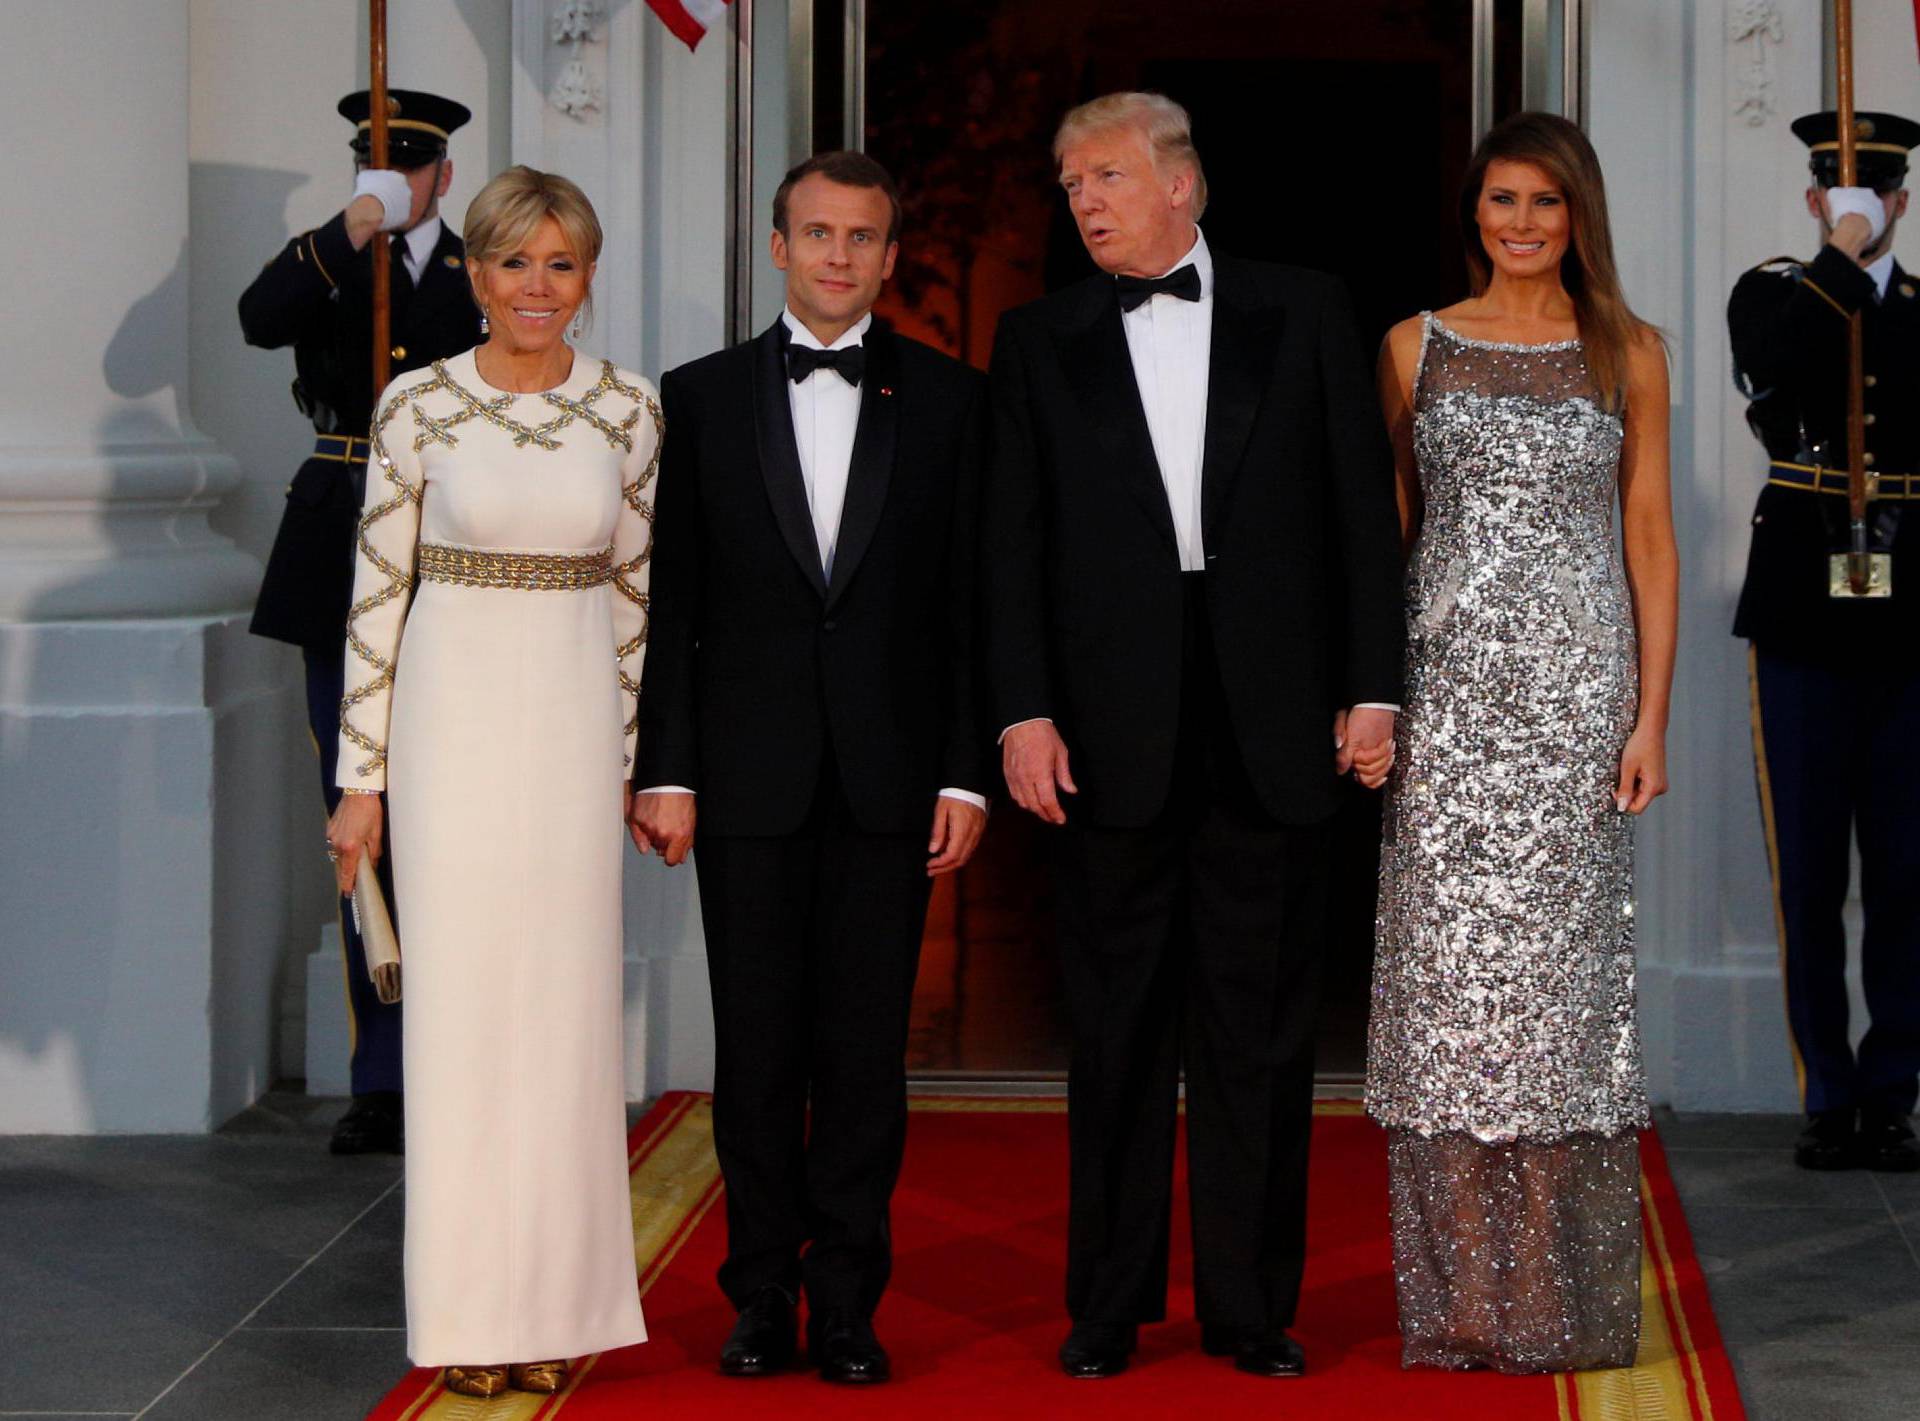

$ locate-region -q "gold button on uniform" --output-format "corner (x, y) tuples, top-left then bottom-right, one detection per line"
(1865, 413), (1877, 425)
(1902, 283), (1916, 299)
(390, 345), (407, 360)
(1866, 374), (1878, 387)
(1864, 452), (1876, 466)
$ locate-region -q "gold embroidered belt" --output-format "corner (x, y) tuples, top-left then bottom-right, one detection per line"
(1768, 460), (1920, 500)
(415, 543), (614, 590)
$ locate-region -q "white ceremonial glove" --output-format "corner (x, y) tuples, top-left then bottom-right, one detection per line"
(1825, 186), (1889, 243)
(352, 169), (412, 232)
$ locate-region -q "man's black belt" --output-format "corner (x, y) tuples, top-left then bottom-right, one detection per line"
(1768, 460), (1920, 501)
(313, 434), (372, 464)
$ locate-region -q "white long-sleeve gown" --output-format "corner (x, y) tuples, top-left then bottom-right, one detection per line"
(337, 347), (658, 1365)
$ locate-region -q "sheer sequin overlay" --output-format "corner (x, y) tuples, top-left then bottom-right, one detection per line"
(1365, 316), (1646, 1373)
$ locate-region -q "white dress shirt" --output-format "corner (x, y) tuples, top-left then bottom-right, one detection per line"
(1001, 230), (1395, 744)
(1867, 250), (1895, 302)
(644, 306), (987, 812)
(1123, 228), (1214, 574)
(782, 307), (869, 580)
(399, 216), (441, 286)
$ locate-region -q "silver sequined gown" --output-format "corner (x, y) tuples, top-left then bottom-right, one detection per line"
(1365, 314), (1647, 1373)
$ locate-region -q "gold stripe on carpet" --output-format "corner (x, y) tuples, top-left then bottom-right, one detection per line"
(1560, 1173), (1699, 1420)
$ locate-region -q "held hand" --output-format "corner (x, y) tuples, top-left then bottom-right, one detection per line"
(326, 793), (385, 896)
(1341, 706), (1398, 790)
(1614, 724), (1668, 815)
(1002, 721), (1077, 826)
(927, 798), (988, 877)
(630, 790), (696, 866)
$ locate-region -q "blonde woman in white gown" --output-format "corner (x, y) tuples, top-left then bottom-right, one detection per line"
(326, 166), (657, 1399)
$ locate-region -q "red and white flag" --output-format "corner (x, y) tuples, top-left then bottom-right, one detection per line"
(647, 0), (731, 51)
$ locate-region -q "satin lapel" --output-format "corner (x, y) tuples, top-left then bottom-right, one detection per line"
(825, 323), (900, 609)
(752, 322), (829, 599)
(1200, 256), (1283, 544)
(1057, 287), (1177, 554)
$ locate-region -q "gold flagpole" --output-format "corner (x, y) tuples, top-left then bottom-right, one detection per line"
(1835, 0), (1873, 595)
(369, 0), (392, 401)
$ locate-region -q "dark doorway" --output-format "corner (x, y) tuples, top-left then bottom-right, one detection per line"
(864, 0), (1483, 1078)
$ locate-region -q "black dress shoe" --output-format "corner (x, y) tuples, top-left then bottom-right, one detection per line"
(808, 1309), (889, 1384)
(1058, 1322), (1136, 1379)
(719, 1287), (798, 1376)
(1860, 1111), (1920, 1173)
(1793, 1108), (1858, 1171)
(1200, 1325), (1306, 1377)
(329, 1092), (403, 1156)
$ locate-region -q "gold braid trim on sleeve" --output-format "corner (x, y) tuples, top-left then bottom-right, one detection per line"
(614, 391), (666, 753)
(339, 390), (425, 777)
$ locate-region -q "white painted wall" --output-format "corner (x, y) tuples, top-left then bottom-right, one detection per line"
(1593, 0), (1920, 1112)
(187, 0), (513, 1087)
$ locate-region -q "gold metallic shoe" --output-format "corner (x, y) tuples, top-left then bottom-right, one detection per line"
(445, 1365), (510, 1398)
(509, 1359), (570, 1393)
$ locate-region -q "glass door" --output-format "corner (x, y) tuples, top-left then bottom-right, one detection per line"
(729, 0), (1585, 1077)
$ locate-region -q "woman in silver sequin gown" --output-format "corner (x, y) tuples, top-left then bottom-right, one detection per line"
(1365, 114), (1678, 1375)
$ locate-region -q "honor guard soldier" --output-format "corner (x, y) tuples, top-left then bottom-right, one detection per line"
(240, 88), (481, 1155)
(1729, 109), (1920, 1174)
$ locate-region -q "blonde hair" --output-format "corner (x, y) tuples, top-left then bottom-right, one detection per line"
(1053, 91), (1208, 220)
(463, 165), (603, 332)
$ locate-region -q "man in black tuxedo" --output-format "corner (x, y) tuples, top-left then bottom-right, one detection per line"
(985, 93), (1403, 1379)
(631, 151), (991, 1385)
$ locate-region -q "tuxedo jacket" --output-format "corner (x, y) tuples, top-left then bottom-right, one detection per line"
(1728, 245), (1920, 663)
(240, 213), (481, 651)
(637, 318), (991, 837)
(984, 253), (1403, 829)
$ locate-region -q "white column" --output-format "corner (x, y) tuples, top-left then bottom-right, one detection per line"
(1590, 0), (1827, 1112)
(512, 0), (732, 1098)
(0, 0), (288, 1132)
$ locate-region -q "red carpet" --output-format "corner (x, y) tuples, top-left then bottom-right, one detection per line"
(370, 1093), (1744, 1419)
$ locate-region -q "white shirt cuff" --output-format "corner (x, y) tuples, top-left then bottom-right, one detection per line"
(1353, 703), (1401, 714)
(998, 717), (1053, 743)
(639, 786), (696, 795)
(939, 788), (989, 812)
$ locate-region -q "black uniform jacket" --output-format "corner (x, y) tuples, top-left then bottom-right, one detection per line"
(982, 254), (1404, 829)
(239, 212), (482, 651)
(1729, 244), (1920, 661)
(635, 318), (992, 837)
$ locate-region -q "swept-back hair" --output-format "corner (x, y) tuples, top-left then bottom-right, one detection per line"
(464, 165), (603, 330)
(1460, 112), (1652, 410)
(1054, 91), (1209, 220)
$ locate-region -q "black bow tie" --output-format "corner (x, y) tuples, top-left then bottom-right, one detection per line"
(786, 343), (865, 386)
(1115, 264), (1201, 312)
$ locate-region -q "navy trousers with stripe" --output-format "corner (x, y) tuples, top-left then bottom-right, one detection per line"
(1752, 644), (1920, 1116)
(305, 647), (404, 1098)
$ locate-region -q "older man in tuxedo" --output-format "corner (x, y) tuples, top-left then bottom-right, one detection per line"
(985, 92), (1403, 1379)
(632, 150), (990, 1386)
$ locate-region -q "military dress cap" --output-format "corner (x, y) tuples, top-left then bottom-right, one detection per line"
(338, 88), (472, 167)
(1792, 110), (1920, 188)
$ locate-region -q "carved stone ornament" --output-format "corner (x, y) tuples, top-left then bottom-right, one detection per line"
(548, 0), (604, 120)
(1728, 0), (1785, 127)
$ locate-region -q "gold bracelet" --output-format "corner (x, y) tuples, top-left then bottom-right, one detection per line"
(341, 787), (381, 797)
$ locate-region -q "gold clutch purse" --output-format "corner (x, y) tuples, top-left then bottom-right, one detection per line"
(352, 856), (402, 1005)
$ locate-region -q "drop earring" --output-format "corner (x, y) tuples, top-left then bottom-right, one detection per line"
(479, 305), (490, 336)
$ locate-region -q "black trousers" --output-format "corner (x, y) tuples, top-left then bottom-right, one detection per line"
(695, 754), (933, 1316)
(1057, 575), (1329, 1334)
(303, 646), (403, 1098)
(1752, 644), (1920, 1116)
